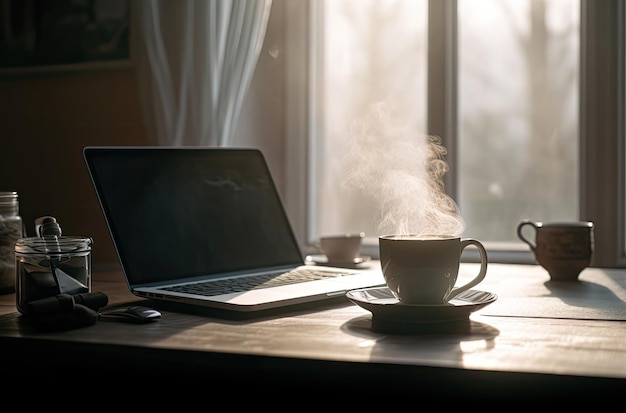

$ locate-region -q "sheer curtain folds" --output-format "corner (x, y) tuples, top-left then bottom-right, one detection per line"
(138, 0), (272, 146)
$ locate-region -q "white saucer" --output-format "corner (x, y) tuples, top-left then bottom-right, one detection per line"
(305, 254), (371, 268)
(346, 287), (497, 324)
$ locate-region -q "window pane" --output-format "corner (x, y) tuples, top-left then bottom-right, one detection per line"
(457, 0), (580, 242)
(314, 0), (427, 241)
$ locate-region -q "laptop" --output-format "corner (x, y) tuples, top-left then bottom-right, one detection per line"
(83, 146), (384, 313)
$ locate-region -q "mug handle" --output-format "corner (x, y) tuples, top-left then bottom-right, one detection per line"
(446, 239), (488, 301)
(516, 220), (539, 250)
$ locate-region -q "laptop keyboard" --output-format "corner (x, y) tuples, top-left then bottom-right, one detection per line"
(162, 268), (358, 297)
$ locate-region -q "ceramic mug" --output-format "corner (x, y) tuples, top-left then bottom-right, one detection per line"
(319, 232), (365, 262)
(517, 220), (594, 281)
(379, 234), (488, 305)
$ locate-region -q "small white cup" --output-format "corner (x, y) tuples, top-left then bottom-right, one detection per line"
(319, 232), (365, 262)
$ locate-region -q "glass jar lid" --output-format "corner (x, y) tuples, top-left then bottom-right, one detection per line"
(15, 236), (93, 255)
(0, 191), (18, 216)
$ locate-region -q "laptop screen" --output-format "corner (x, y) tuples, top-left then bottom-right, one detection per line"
(84, 147), (305, 285)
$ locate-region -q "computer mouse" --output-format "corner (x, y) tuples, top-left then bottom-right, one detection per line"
(99, 306), (161, 324)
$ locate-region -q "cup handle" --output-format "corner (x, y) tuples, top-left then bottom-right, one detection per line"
(516, 220), (539, 250)
(446, 239), (488, 301)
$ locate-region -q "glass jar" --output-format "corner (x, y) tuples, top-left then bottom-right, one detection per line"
(0, 191), (24, 294)
(15, 236), (92, 314)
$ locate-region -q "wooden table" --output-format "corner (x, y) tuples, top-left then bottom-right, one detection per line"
(1, 262), (624, 403)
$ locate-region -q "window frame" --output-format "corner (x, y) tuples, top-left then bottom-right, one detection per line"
(285, 0), (626, 268)
(579, 0), (626, 268)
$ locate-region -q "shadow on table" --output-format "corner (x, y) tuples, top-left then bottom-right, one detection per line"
(543, 278), (625, 312)
(342, 312), (500, 337)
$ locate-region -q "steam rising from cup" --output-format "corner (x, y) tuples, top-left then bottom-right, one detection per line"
(344, 102), (466, 237)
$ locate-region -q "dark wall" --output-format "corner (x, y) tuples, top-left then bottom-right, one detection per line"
(0, 68), (148, 269)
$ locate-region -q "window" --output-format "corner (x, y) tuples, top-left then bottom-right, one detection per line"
(457, 0), (579, 241)
(285, 0), (625, 268)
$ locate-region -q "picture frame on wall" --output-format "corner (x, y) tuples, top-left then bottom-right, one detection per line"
(0, 0), (130, 74)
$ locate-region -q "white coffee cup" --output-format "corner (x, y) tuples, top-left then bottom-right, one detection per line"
(379, 234), (488, 305)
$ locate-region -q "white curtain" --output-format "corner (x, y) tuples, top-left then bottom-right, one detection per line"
(137, 0), (273, 146)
